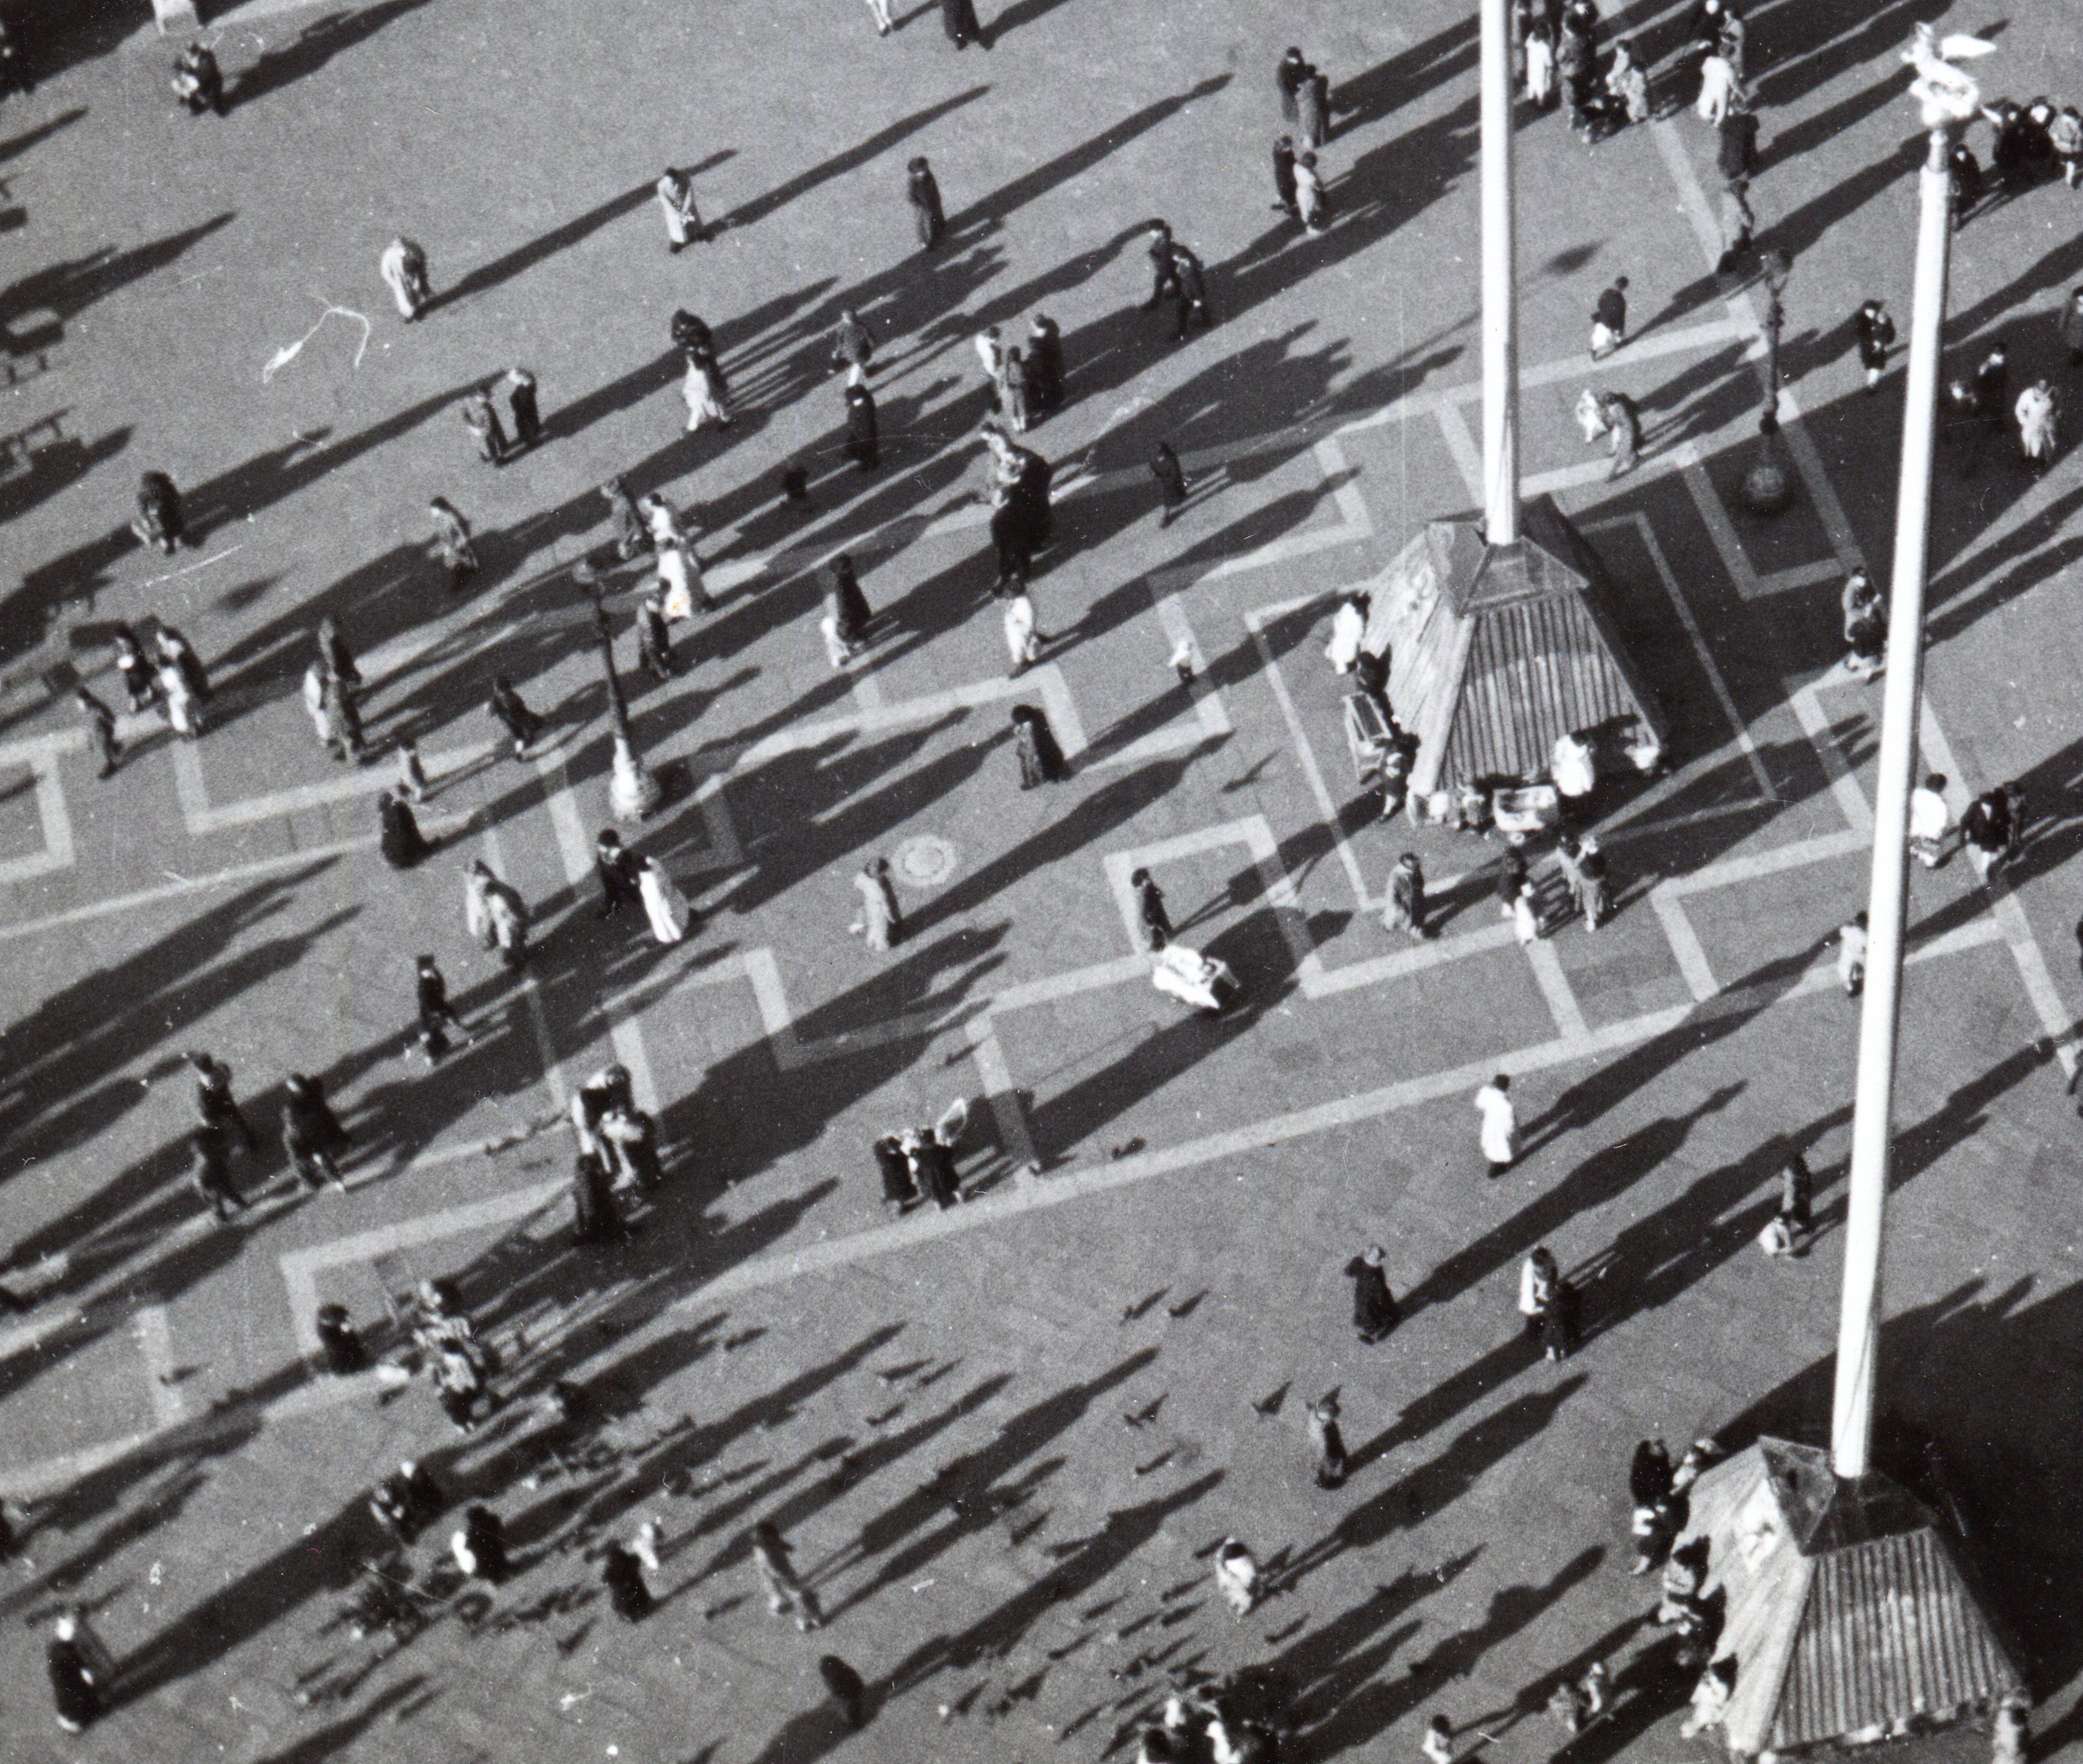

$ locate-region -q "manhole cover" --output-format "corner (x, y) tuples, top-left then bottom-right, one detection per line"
(892, 834), (958, 889)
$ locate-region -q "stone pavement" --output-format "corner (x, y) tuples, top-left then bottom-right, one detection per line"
(2, 0), (2083, 1759)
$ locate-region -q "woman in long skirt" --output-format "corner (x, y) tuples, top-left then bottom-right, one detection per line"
(683, 358), (732, 431)
(851, 857), (901, 950)
(378, 789), (432, 870)
(637, 856), (693, 946)
(1011, 704), (1067, 787)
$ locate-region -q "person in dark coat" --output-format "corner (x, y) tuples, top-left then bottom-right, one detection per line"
(595, 829), (644, 918)
(1277, 47), (1307, 122)
(938, 0), (987, 49)
(1948, 139), (1984, 225)
(113, 623), (159, 711)
(415, 955), (471, 1058)
(191, 1125), (247, 1222)
(47, 1622), (102, 1732)
(844, 382), (880, 470)
(314, 1302), (368, 1373)
(671, 308), (713, 358)
(1345, 1243), (1401, 1343)
(190, 1050), (257, 1150)
(875, 1133), (919, 1211)
(601, 1541), (653, 1621)
(828, 554), (874, 643)
(819, 1654), (870, 1730)
(171, 39), (223, 115)
(1150, 440), (1190, 526)
(572, 1149), (627, 1246)
(488, 675), (544, 758)
(461, 390), (507, 465)
(601, 478), (647, 561)
(371, 1460), (445, 1544)
(1854, 299), (1896, 391)
(315, 615), (360, 691)
(908, 1132), (962, 1209)
(1308, 1395), (1349, 1489)
(636, 589), (681, 681)
(1717, 107), (1759, 181)
(1298, 68), (1330, 148)
(1169, 245), (1212, 340)
(131, 471), (186, 553)
(1142, 222), (1183, 311)
(283, 1073), (352, 1190)
(76, 685), (120, 776)
(1272, 135), (1299, 216)
(504, 367), (541, 448)
(1026, 314), (1064, 414)
(430, 496), (479, 591)
(455, 1505), (510, 1583)
(1131, 867), (1172, 949)
(1011, 703), (1067, 787)
(378, 789), (432, 870)
(906, 156), (946, 248)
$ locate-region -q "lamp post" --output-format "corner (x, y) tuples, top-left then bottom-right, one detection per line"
(1478, 0), (1520, 545)
(574, 558), (662, 822)
(1831, 27), (1987, 1478)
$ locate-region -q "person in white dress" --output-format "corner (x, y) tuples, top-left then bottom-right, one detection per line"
(682, 358), (732, 431)
(159, 659), (201, 738)
(1324, 596), (1366, 673)
(1694, 52), (1738, 124)
(378, 238), (429, 320)
(637, 856), (693, 945)
(1474, 1073), (1518, 1174)
(849, 857), (902, 950)
(654, 169), (706, 252)
(1002, 591), (1041, 676)
(1152, 943), (1242, 1015)
(641, 496), (710, 618)
(301, 662), (331, 746)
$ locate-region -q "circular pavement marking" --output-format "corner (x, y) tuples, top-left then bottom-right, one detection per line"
(891, 834), (959, 889)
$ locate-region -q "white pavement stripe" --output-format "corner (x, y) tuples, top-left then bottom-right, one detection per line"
(480, 822), (567, 1115)
(1663, 827), (1870, 898)
(1753, 559), (1845, 597)
(1524, 939), (1593, 1039)
(0, 731), (83, 885)
(178, 740), (496, 833)
(1436, 401), (1486, 502)
(133, 1306), (185, 1428)
(1299, 920), (1519, 998)
(966, 1019), (1038, 1186)
(1786, 682), (1876, 837)
(1652, 890), (1720, 1001)
(1244, 602), (1372, 913)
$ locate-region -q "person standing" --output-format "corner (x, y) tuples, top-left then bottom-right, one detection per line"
(47, 1615), (102, 1733)
(1598, 389), (1641, 477)
(601, 1542), (653, 1622)
(415, 955), (471, 1058)
(1297, 65), (1330, 148)
(938, 0), (987, 48)
(571, 1148), (628, 1245)
(156, 623), (211, 703)
(637, 855), (694, 946)
(1854, 299), (1896, 392)
(1556, 834), (1609, 930)
(830, 309), (876, 385)
(1835, 910), (1869, 996)
(1383, 852), (1430, 940)
(974, 325), (1007, 408)
(1011, 703), (1067, 787)
(636, 588), (681, 680)
(654, 167), (707, 252)
(191, 1125), (247, 1222)
(113, 624), (159, 712)
(190, 1050), (257, 1151)
(379, 238), (430, 321)
(282, 1073), (352, 1191)
(1272, 134), (1299, 217)
(1510, 878), (1543, 946)
(1591, 277), (1628, 358)
(487, 675), (544, 758)
(850, 857), (902, 951)
(1345, 1243), (1401, 1343)
(503, 367), (541, 448)
(1908, 773), (1952, 867)
(464, 858), (530, 966)
(1307, 1395), (1349, 1489)
(1002, 347), (1032, 433)
(642, 497), (709, 617)
(1524, 14), (1555, 107)
(461, 389), (507, 465)
(1294, 152), (1328, 232)
(1131, 867), (1172, 949)
(76, 686), (120, 778)
(2016, 377), (2059, 472)
(131, 471), (187, 553)
(682, 351), (733, 431)
(1474, 1074), (1518, 1175)
(1694, 49), (1738, 124)
(158, 651), (203, 740)
(1276, 47), (1308, 123)
(171, 39), (224, 115)
(845, 381), (880, 470)
(1214, 1539), (1260, 1617)
(751, 1520), (824, 1629)
(1001, 586), (1043, 677)
(906, 156), (945, 248)
(1026, 314), (1064, 415)
(1150, 440), (1190, 526)
(378, 788), (432, 870)
(594, 829), (643, 919)
(1960, 783), (2019, 883)
(428, 496), (478, 592)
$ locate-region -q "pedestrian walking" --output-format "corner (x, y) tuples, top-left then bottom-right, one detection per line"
(158, 654), (202, 740)
(845, 380), (880, 469)
(906, 155), (945, 248)
(862, 0), (893, 33)
(1759, 1148), (1814, 1256)
(1383, 852), (1431, 940)
(820, 1655), (870, 1729)
(461, 389), (506, 465)
(1307, 1394), (1349, 1489)
(751, 1520), (824, 1629)
(75, 685), (120, 778)
(415, 955), (471, 1059)
(464, 858), (530, 966)
(171, 38), (224, 114)
(1854, 299), (1896, 391)
(645, 503), (710, 620)
(112, 623), (159, 712)
(47, 1616), (102, 1733)
(1272, 134), (1299, 216)
(1835, 909), (1868, 996)
(1908, 773), (1951, 867)
(636, 589), (681, 680)
(1695, 49), (1738, 124)
(1277, 47), (1307, 123)
(1474, 1073), (1518, 1175)
(1002, 347), (1032, 432)
(378, 788), (432, 870)
(429, 496), (478, 591)
(1555, 834), (1609, 930)
(1213, 1537), (1260, 1617)
(1131, 867), (1172, 950)
(131, 471), (187, 553)
(1295, 152), (1329, 232)
(311, 616), (359, 692)
(1011, 702), (1067, 787)
(1524, 15), (1555, 106)
(503, 367), (540, 448)
(190, 1050), (257, 1150)
(487, 675), (544, 757)
(1961, 783), (2019, 882)
(1510, 878), (1543, 946)
(1597, 389), (1640, 476)
(571, 1148), (628, 1245)
(1346, 1243), (1401, 1342)
(155, 623), (211, 703)
(1026, 313), (1064, 415)
(654, 166), (707, 252)
(830, 308), (876, 386)
(1169, 244), (1212, 338)
(282, 1073), (352, 1191)
(1590, 278), (1628, 358)
(2017, 377), (2059, 471)
(849, 856), (902, 951)
(1521, 1245), (1581, 1359)
(452, 1506), (510, 1583)
(974, 324), (1007, 408)
(320, 669), (363, 763)
(938, 0), (987, 49)
(600, 1542), (653, 1621)
(379, 237), (430, 321)
(1297, 65), (1329, 148)
(1150, 439), (1190, 525)
(637, 855), (694, 946)
(191, 1125), (247, 1221)
(825, 553), (875, 652)
(1142, 221), (1184, 312)
(682, 351), (733, 431)
(1001, 587), (1043, 676)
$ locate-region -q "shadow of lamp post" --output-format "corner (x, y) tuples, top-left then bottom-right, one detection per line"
(1739, 246), (1795, 514)
(574, 557), (661, 822)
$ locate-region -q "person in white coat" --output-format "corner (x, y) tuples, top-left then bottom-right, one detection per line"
(654, 168), (707, 252)
(1474, 1073), (1518, 1174)
(1294, 152), (1328, 232)
(1694, 52), (1738, 124)
(641, 496), (710, 617)
(1003, 590), (1042, 676)
(849, 857), (902, 951)
(682, 356), (732, 431)
(379, 238), (429, 320)
(1213, 1538), (1260, 1617)
(1152, 943), (1242, 1015)
(1324, 596), (1366, 672)
(637, 856), (693, 945)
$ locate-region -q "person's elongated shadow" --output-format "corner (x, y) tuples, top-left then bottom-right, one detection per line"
(720, 87), (992, 233)
(226, 0), (441, 112)
(423, 177), (686, 316)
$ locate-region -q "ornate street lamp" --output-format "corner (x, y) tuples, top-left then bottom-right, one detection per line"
(573, 557), (661, 821)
